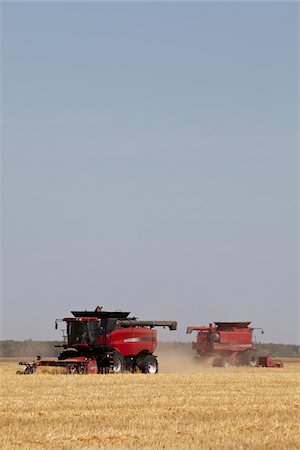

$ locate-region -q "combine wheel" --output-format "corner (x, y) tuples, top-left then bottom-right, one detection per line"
(239, 350), (258, 367)
(140, 355), (158, 374)
(113, 352), (124, 374)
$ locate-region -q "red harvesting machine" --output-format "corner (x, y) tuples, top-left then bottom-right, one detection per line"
(17, 308), (177, 375)
(187, 322), (283, 368)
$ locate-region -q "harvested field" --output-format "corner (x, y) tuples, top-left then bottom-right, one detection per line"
(0, 359), (299, 449)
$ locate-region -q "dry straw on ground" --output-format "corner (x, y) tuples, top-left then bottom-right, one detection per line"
(0, 359), (299, 449)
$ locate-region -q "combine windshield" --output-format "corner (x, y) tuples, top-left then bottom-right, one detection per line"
(67, 321), (99, 345)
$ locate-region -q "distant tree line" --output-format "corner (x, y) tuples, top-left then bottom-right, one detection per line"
(0, 340), (299, 358)
(0, 340), (62, 358)
(255, 343), (300, 358)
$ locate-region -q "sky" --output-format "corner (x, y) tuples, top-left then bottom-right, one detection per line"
(1, 2), (298, 344)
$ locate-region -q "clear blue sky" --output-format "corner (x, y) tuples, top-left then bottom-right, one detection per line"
(1, 2), (298, 343)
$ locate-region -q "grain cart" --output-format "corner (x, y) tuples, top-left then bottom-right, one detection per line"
(17, 307), (177, 375)
(187, 321), (283, 368)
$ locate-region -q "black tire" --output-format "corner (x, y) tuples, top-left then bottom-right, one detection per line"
(113, 352), (124, 374)
(239, 350), (258, 367)
(140, 355), (158, 374)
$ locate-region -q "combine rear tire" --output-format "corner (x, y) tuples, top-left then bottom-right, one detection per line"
(140, 355), (158, 374)
(239, 350), (258, 367)
(113, 353), (124, 374)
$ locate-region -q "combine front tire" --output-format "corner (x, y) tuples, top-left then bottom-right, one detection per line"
(239, 350), (258, 367)
(113, 352), (124, 374)
(140, 355), (158, 374)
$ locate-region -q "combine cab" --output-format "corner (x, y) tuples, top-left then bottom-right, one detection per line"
(17, 307), (177, 375)
(187, 322), (283, 368)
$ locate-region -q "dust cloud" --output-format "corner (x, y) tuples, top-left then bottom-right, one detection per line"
(156, 343), (213, 373)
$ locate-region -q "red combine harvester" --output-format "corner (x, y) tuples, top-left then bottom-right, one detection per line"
(187, 322), (283, 368)
(17, 307), (177, 375)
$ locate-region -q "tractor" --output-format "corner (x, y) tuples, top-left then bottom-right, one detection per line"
(17, 307), (177, 375)
(187, 321), (283, 368)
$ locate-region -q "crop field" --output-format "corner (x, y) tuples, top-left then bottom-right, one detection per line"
(0, 357), (299, 450)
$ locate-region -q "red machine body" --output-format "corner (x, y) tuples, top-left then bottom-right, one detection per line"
(188, 322), (254, 355)
(106, 327), (157, 356)
(17, 308), (176, 375)
(187, 322), (283, 368)
(258, 355), (283, 368)
(63, 316), (158, 357)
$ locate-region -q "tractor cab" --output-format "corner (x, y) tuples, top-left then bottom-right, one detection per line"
(65, 318), (100, 347)
(55, 309), (133, 349)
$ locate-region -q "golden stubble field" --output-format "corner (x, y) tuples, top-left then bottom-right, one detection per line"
(0, 357), (299, 450)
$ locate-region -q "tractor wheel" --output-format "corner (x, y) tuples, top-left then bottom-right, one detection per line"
(140, 355), (158, 374)
(113, 353), (124, 374)
(239, 350), (258, 367)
